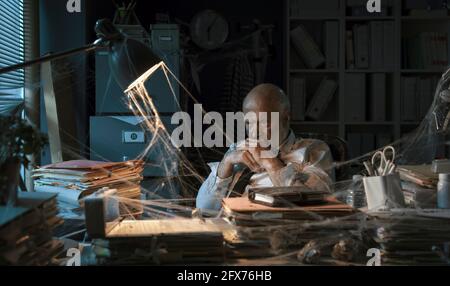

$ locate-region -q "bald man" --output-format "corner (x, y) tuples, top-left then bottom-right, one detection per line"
(196, 83), (334, 212)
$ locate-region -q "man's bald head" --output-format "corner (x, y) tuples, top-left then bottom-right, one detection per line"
(242, 83), (291, 145)
(243, 83), (290, 113)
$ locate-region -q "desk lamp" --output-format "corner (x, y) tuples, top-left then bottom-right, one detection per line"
(0, 18), (161, 90)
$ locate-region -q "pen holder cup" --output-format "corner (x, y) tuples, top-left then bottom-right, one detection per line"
(363, 173), (406, 211)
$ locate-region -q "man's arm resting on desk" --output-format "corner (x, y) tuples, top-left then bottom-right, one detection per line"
(196, 162), (233, 211)
(197, 145), (263, 211)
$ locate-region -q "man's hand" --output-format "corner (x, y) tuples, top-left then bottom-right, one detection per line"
(247, 146), (285, 173)
(217, 150), (262, 179)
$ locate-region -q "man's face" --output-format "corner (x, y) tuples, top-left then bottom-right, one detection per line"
(243, 97), (289, 146)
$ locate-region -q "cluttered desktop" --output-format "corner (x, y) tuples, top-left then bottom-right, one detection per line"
(1, 0), (450, 268)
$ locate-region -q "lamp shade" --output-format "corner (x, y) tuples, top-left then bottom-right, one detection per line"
(95, 19), (161, 90)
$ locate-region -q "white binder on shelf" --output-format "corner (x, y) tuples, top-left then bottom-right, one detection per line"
(324, 21), (339, 69)
(370, 21), (384, 69)
(346, 30), (355, 68)
(370, 73), (386, 122)
(290, 25), (325, 69)
(305, 77), (337, 121)
(383, 21), (395, 69)
(418, 77), (432, 119)
(344, 74), (366, 122)
(290, 78), (306, 121)
(347, 133), (362, 158)
(401, 77), (418, 121)
(354, 24), (369, 69)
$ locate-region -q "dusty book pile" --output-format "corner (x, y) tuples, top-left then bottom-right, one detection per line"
(222, 196), (356, 226)
(398, 165), (437, 208)
(0, 192), (64, 265)
(92, 218), (225, 265)
(32, 160), (144, 211)
(221, 196), (358, 259)
(368, 209), (450, 265)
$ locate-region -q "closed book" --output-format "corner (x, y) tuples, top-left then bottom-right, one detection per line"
(370, 73), (386, 121)
(409, 9), (448, 17)
(290, 25), (325, 69)
(290, 77), (306, 121)
(290, 0), (340, 17)
(361, 133), (375, 155)
(354, 24), (369, 69)
(418, 77), (432, 119)
(344, 73), (366, 121)
(346, 30), (355, 68)
(439, 32), (448, 67)
(370, 21), (384, 69)
(403, 0), (445, 10)
(401, 77), (418, 121)
(421, 33), (432, 68)
(306, 77), (337, 120)
(248, 186), (328, 207)
(431, 32), (439, 68)
(324, 21), (339, 69)
(347, 133), (362, 158)
(383, 21), (395, 69)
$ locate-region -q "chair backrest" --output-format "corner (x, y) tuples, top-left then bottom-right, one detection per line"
(295, 132), (348, 162)
(295, 132), (350, 181)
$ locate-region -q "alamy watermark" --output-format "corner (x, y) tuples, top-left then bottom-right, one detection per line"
(170, 104), (280, 159)
(66, 248), (81, 266)
(66, 0), (81, 13)
(366, 0), (381, 13)
(366, 248), (381, 266)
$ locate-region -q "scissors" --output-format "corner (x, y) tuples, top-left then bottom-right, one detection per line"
(371, 146), (396, 176)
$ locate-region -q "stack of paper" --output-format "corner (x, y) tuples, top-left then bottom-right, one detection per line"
(92, 218), (225, 265)
(221, 196), (358, 258)
(222, 196), (355, 226)
(32, 160), (144, 208)
(0, 192), (64, 265)
(368, 209), (450, 265)
(398, 165), (437, 208)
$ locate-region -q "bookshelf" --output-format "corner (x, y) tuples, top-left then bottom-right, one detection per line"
(285, 0), (450, 158)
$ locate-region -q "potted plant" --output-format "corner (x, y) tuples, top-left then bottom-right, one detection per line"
(0, 115), (47, 206)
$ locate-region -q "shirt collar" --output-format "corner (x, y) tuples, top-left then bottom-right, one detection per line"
(279, 130), (296, 154)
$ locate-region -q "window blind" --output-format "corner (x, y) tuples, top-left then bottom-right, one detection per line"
(0, 0), (24, 87)
(0, 0), (24, 115)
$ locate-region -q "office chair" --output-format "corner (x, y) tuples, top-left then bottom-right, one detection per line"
(295, 132), (350, 181)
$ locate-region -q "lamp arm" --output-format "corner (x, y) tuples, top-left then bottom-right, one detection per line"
(0, 42), (100, 75)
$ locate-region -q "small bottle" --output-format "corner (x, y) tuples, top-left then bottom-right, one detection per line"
(437, 173), (450, 209)
(346, 175), (366, 208)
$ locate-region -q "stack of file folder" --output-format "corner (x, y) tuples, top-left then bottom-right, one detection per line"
(0, 192), (64, 265)
(398, 165), (437, 208)
(222, 196), (355, 227)
(221, 196), (358, 258)
(32, 160), (144, 210)
(91, 218), (225, 265)
(368, 209), (450, 265)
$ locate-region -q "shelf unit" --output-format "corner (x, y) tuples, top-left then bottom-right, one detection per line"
(284, 0), (449, 158)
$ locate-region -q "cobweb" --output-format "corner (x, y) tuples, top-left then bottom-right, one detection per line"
(3, 45), (450, 265)
(98, 52), (450, 265)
